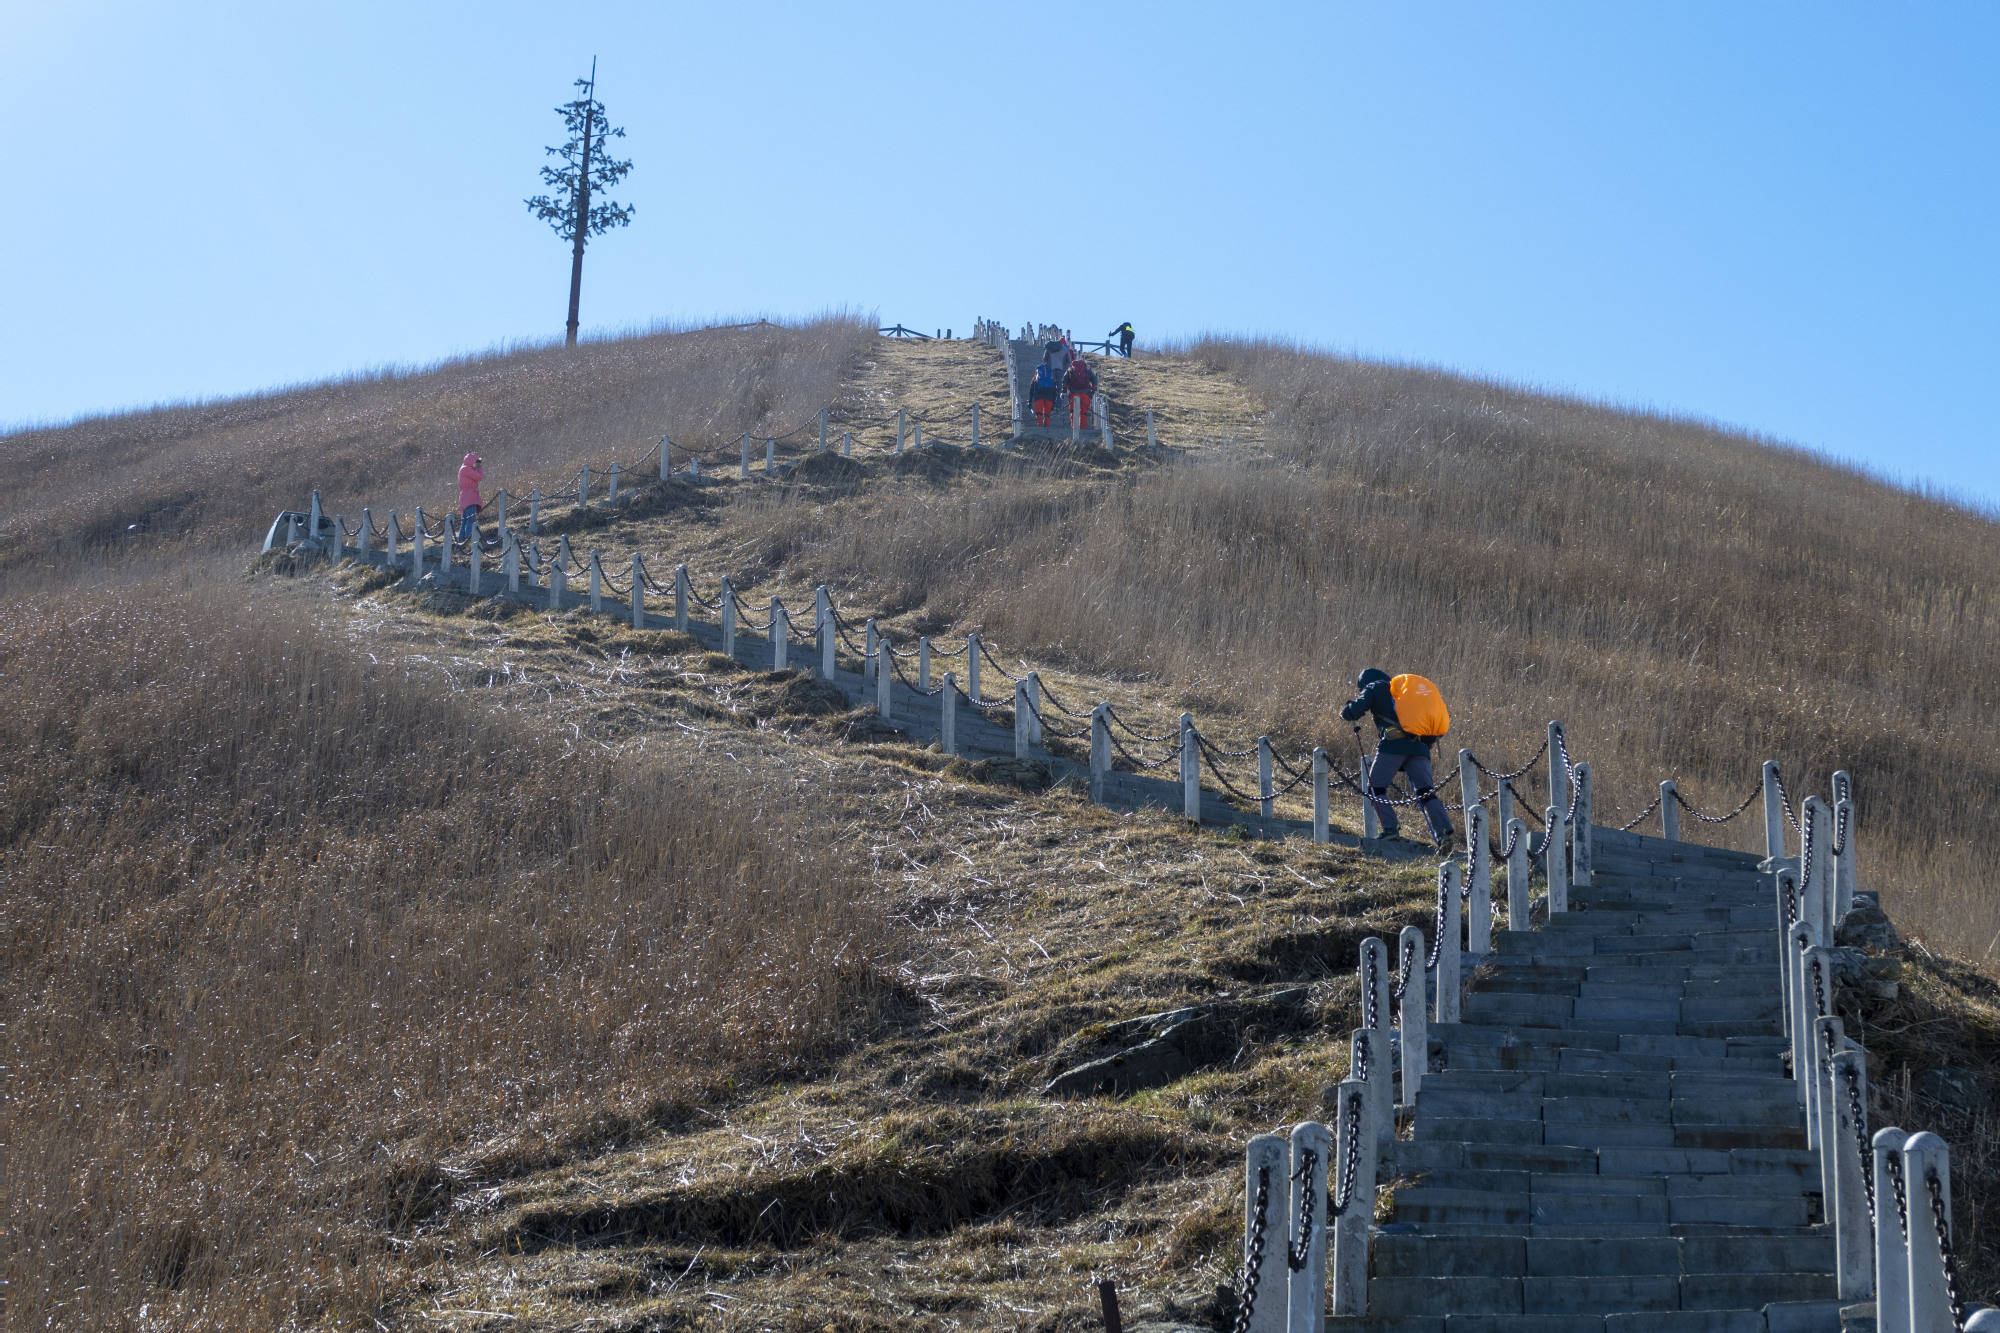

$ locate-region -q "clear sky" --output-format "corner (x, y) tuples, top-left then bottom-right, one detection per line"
(5, 2), (1997, 505)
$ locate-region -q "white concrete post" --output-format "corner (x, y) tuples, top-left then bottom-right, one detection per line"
(503, 532), (520, 592)
(770, 596), (786, 669)
(674, 565), (690, 632)
(864, 618), (878, 684)
(1830, 1042), (1872, 1301)
(816, 586), (833, 679)
(1497, 778), (1514, 835)
(1180, 714), (1199, 820)
(764, 437), (775, 472)
(878, 631), (894, 719)
(942, 673), (958, 755)
(1243, 1133), (1291, 1333)
(970, 403), (980, 449)
(1026, 672), (1042, 744)
(358, 507), (373, 559)
(411, 507), (426, 582)
(1505, 818), (1529, 929)
(1810, 1012), (1843, 1189)
(689, 457), (700, 478)
(966, 632), (981, 702)
(1545, 808), (1569, 914)
(1013, 680), (1030, 757)
(467, 537), (481, 594)
(1397, 925), (1427, 1108)
(309, 488), (323, 540)
(1359, 936), (1392, 1032)
(386, 510), (400, 569)
(494, 489), (509, 533)
(1834, 796), (1858, 919)
(1776, 864), (1799, 1034)
(608, 461), (620, 503)
(1312, 748), (1329, 845)
(1353, 1028), (1392, 1150)
(1361, 746), (1381, 841)
(1090, 703), (1110, 802)
(1458, 748), (1479, 817)
(286, 513), (299, 548)
(1070, 394), (1081, 440)
(1287, 1120), (1332, 1333)
(660, 436), (671, 480)
(1803, 796), (1834, 941)
(1875, 1127), (1912, 1333)
(720, 577), (737, 657)
(1257, 736), (1274, 818)
(547, 543), (566, 610)
(1549, 721), (1569, 821)
(332, 514), (347, 557)
(1146, 407), (1155, 449)
(1785, 921), (1820, 1106)
(918, 637), (932, 690)
(1571, 763), (1593, 888)
(1436, 862), (1463, 1024)
(818, 409), (828, 452)
(1330, 1079), (1376, 1317)
(1466, 806), (1492, 955)
(912, 423), (922, 452)
(895, 408), (906, 454)
(529, 487), (542, 534)
(1903, 1133), (1952, 1333)
(1099, 396), (1111, 449)
(578, 465), (590, 507)
(842, 431), (852, 457)
(589, 552), (605, 612)
(631, 554), (644, 629)
(739, 434), (751, 478)
(1661, 780), (1681, 841)
(1764, 760), (1786, 861)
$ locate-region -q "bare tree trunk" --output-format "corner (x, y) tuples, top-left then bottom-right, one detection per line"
(565, 113), (593, 347)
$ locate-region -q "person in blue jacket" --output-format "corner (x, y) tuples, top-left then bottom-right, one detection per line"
(1340, 668), (1455, 852)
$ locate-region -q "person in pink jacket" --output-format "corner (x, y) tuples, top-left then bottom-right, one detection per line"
(455, 453), (484, 546)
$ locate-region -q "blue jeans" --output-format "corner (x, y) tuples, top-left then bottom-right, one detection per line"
(1368, 750), (1454, 841)
(457, 504), (479, 545)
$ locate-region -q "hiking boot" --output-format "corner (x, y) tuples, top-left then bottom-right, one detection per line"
(1434, 832), (1459, 860)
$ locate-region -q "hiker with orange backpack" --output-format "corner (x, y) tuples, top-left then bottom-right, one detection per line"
(1340, 667), (1456, 854)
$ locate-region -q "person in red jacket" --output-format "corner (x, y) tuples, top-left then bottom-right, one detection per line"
(1064, 354), (1097, 430)
(455, 452), (484, 547)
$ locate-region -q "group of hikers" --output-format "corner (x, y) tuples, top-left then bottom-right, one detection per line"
(1029, 336), (1100, 429)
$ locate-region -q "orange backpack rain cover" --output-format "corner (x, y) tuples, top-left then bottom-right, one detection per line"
(1389, 673), (1450, 738)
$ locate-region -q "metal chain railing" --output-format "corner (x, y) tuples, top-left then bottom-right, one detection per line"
(1671, 781), (1762, 825)
(1615, 790), (1665, 833)
(1467, 738), (1549, 783)
(1285, 1148), (1319, 1271)
(1841, 1062), (1875, 1226)
(1926, 1170), (1971, 1330)
(1393, 931), (1420, 1001)
(1770, 765), (1803, 834)
(1230, 1166), (1272, 1333)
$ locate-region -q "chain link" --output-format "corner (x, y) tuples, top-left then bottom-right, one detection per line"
(1671, 781), (1761, 825)
(1393, 932), (1420, 1002)
(1230, 1165), (1272, 1333)
(1328, 1087), (1365, 1218)
(1771, 765), (1803, 833)
(1468, 737), (1550, 783)
(1925, 1171), (1968, 1331)
(1286, 1148), (1319, 1271)
(1614, 791), (1665, 832)
(1361, 947), (1379, 1030)
(1841, 1063), (1874, 1226)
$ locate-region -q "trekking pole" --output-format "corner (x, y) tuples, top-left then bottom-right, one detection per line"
(1355, 725), (1384, 839)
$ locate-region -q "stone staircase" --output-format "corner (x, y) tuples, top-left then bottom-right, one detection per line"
(1341, 825), (1851, 1332)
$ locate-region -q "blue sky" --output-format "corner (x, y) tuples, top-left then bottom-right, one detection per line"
(5, 2), (1997, 505)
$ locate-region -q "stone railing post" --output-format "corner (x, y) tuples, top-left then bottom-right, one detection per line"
(1829, 1041), (1871, 1300)
(631, 554), (644, 629)
(309, 488), (323, 539)
(1257, 736), (1273, 818)
(966, 632), (981, 702)
(1437, 862), (1463, 1023)
(589, 551), (605, 612)
(941, 673), (957, 755)
(739, 433), (751, 478)
(410, 507), (426, 583)
(818, 409), (828, 453)
(1069, 393), (1081, 441)
(720, 577), (737, 657)
(1090, 704), (1110, 802)
(608, 461), (620, 503)
(1012, 680), (1029, 758)
(1330, 1078), (1377, 1318)
(503, 532), (520, 593)
(1571, 762), (1593, 887)
(1466, 806), (1492, 954)
(1809, 1010), (1842, 1187)
(528, 487), (542, 534)
(386, 510), (401, 569)
(971, 403), (980, 449)
(358, 507), (373, 560)
(1803, 796), (1833, 940)
(842, 431), (852, 457)
(912, 423), (922, 452)
(1286, 1120), (1331, 1333)
(1025, 672), (1042, 744)
(918, 636), (932, 691)
(690, 454), (700, 479)
(1834, 796), (1858, 918)
(1661, 780), (1680, 840)
(660, 436), (671, 480)
(1774, 864), (1800, 1034)
(467, 537), (481, 594)
(1545, 807), (1569, 914)
(1398, 925), (1427, 1108)
(1458, 748), (1478, 817)
(494, 488), (509, 533)
(1497, 778), (1514, 835)
(764, 437), (775, 472)
(816, 586), (833, 679)
(1548, 721), (1569, 820)
(547, 542), (566, 610)
(895, 408), (906, 454)
(1180, 714), (1199, 820)
(1359, 936), (1392, 1033)
(1873, 1127), (1912, 1333)
(878, 632), (894, 719)
(1505, 819), (1529, 928)
(1242, 1133), (1291, 1333)
(770, 596), (786, 669)
(1353, 1026), (1392, 1150)
(333, 513), (348, 557)
(1145, 408), (1155, 450)
(1099, 395), (1111, 449)
(674, 565), (691, 632)
(1763, 760), (1786, 861)
(1903, 1134), (1953, 1333)
(1312, 747), (1329, 844)
(578, 465), (590, 507)
(1785, 921), (1819, 1106)
(863, 618), (878, 684)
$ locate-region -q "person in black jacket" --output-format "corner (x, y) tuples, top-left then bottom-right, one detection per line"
(1339, 668), (1455, 852)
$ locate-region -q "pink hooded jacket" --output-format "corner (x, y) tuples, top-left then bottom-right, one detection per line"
(457, 453), (483, 510)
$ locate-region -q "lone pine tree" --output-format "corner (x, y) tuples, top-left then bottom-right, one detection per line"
(525, 59), (635, 346)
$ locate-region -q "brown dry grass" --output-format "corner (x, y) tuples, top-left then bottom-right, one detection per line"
(0, 315), (874, 570)
(0, 564), (881, 1330)
(742, 338), (2000, 965)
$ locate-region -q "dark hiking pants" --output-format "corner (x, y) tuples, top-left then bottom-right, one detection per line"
(1368, 750), (1454, 842)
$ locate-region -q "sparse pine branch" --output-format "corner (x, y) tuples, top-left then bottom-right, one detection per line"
(525, 61), (636, 345)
